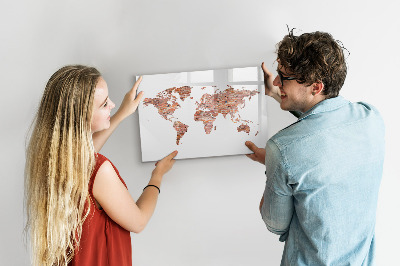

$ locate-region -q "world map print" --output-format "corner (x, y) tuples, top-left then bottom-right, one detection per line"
(143, 85), (259, 145)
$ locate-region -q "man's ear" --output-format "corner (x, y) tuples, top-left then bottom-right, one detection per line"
(312, 82), (324, 96)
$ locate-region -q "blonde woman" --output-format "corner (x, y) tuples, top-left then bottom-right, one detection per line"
(25, 65), (177, 266)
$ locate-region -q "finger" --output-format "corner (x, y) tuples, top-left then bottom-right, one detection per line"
(155, 161), (158, 166)
(245, 141), (258, 152)
(131, 76), (143, 95)
(134, 91), (144, 103)
(245, 153), (257, 161)
(261, 62), (272, 76)
(167, 150), (178, 159)
(161, 150), (178, 162)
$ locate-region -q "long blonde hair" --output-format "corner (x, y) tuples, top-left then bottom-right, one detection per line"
(25, 65), (101, 265)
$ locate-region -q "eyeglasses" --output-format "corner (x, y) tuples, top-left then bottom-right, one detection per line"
(277, 70), (297, 86)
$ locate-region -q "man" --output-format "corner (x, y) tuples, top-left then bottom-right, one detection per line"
(245, 31), (385, 265)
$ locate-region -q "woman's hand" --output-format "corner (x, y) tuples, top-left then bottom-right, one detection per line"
(262, 62), (281, 103)
(115, 76), (144, 120)
(92, 77), (144, 152)
(152, 150), (178, 178)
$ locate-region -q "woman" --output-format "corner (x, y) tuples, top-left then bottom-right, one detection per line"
(25, 65), (177, 265)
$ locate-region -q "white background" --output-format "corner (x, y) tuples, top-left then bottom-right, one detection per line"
(1, 0), (399, 265)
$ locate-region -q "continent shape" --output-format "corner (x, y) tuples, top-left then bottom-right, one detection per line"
(143, 86), (192, 145)
(194, 85), (258, 134)
(173, 121), (189, 145)
(143, 85), (258, 145)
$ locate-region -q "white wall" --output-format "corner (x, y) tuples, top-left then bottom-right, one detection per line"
(1, 0), (399, 265)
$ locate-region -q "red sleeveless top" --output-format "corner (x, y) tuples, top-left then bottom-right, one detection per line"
(69, 153), (132, 266)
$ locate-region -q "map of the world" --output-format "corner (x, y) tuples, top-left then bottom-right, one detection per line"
(143, 85), (259, 145)
(137, 67), (266, 161)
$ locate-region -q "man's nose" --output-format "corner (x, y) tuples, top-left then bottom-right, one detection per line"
(273, 75), (281, 87)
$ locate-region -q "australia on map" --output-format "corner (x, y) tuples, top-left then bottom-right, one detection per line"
(137, 67), (267, 162)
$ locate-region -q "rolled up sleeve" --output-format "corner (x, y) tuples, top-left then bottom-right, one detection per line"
(260, 139), (294, 241)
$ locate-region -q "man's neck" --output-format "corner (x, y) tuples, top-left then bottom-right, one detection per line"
(301, 95), (327, 113)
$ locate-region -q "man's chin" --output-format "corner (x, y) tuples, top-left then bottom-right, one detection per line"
(279, 103), (290, 111)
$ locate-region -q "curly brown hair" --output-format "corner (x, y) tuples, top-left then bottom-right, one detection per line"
(277, 30), (348, 98)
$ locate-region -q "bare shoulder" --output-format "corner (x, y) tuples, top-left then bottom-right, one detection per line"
(97, 160), (116, 177)
(93, 160), (126, 199)
(91, 159), (140, 232)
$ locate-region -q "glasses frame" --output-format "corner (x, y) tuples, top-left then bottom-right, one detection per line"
(277, 70), (297, 86)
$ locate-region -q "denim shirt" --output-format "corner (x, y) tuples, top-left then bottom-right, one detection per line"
(261, 96), (385, 266)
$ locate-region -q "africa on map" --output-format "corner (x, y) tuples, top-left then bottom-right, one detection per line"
(137, 67), (267, 162)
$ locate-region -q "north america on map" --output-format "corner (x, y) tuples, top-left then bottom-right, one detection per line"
(143, 85), (259, 145)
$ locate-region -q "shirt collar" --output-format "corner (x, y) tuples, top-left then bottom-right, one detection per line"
(298, 95), (350, 121)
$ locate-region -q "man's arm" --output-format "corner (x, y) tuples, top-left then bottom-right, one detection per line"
(260, 185), (293, 238)
(262, 62), (281, 102)
(259, 140), (294, 240)
(245, 139), (294, 239)
(261, 62), (302, 119)
(93, 77), (144, 152)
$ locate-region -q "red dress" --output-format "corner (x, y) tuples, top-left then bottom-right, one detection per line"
(69, 153), (132, 266)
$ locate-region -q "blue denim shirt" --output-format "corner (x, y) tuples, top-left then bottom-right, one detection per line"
(261, 96), (385, 266)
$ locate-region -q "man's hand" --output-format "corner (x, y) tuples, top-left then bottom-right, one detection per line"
(245, 141), (266, 165)
(262, 62), (281, 103)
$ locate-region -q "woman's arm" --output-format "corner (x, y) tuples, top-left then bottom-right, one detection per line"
(93, 150), (178, 233)
(92, 77), (144, 152)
